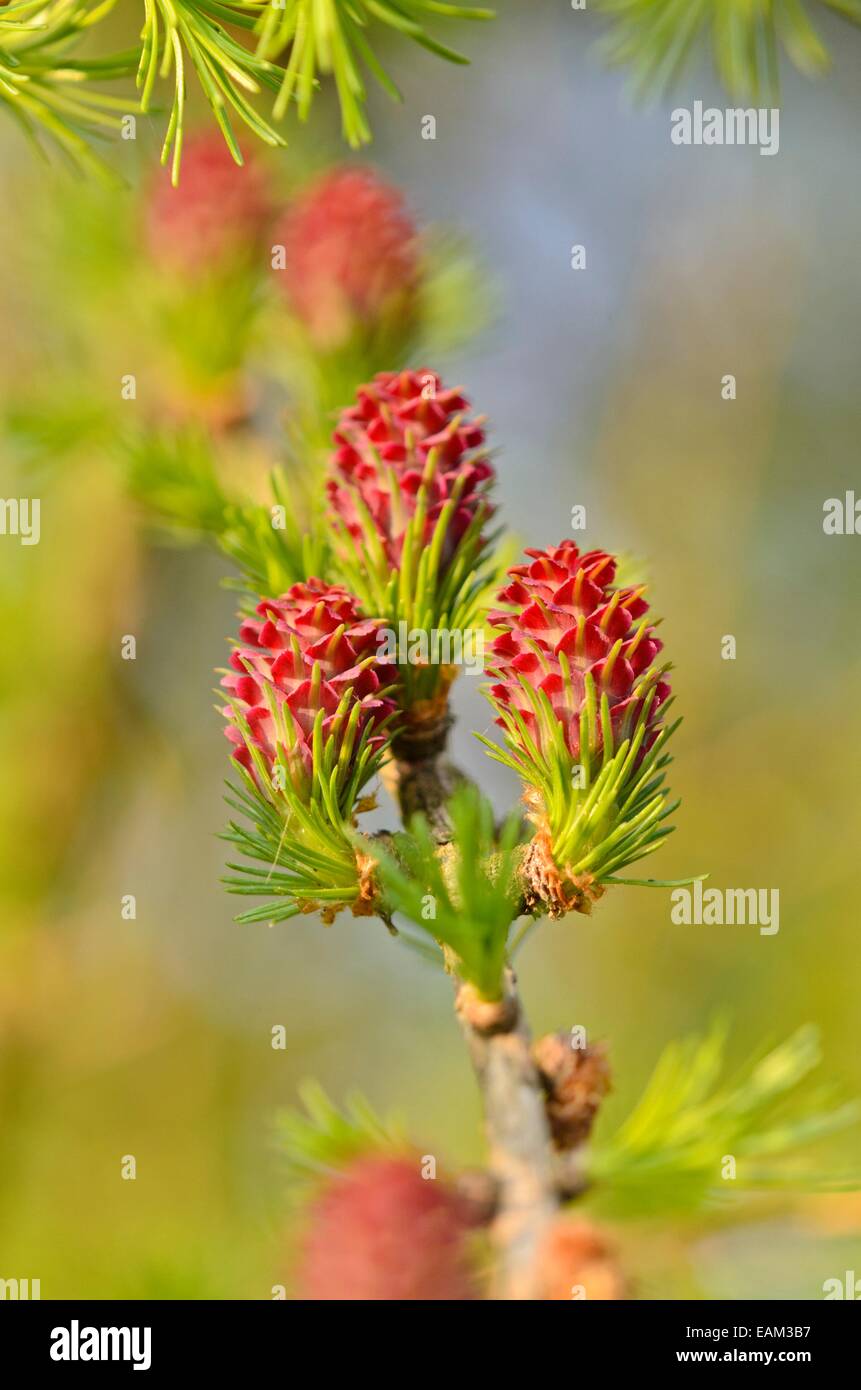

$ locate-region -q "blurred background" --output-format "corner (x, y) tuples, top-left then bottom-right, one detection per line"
(1, 1), (860, 1298)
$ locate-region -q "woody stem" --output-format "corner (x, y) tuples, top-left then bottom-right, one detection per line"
(456, 973), (560, 1299)
(383, 741), (559, 1299)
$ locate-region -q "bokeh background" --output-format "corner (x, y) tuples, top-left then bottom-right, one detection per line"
(1, 1), (860, 1298)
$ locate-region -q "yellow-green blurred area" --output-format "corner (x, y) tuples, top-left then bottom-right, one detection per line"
(1, 4), (861, 1299)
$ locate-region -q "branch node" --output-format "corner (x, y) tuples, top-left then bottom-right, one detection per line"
(456, 981), (519, 1036)
(532, 1034), (612, 1150)
(521, 818), (604, 918)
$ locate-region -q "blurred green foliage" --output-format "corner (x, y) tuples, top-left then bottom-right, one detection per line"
(589, 1024), (860, 1218)
(1, 7), (861, 1302)
(598, 0), (861, 101)
(0, 0), (495, 181)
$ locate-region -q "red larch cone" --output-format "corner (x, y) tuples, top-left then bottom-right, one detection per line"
(488, 539), (670, 765)
(327, 368), (494, 570)
(145, 130), (273, 276)
(272, 166), (421, 350)
(295, 1154), (481, 1301)
(221, 579), (395, 790)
